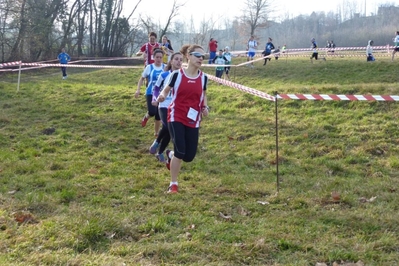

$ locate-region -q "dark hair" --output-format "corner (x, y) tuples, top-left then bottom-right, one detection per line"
(152, 48), (164, 56)
(149, 31), (157, 38)
(165, 52), (183, 71)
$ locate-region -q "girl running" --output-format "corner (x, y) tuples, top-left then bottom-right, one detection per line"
(149, 52), (184, 162)
(135, 48), (166, 136)
(157, 44), (209, 194)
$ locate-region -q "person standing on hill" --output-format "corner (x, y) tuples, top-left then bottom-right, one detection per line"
(310, 38), (318, 63)
(57, 48), (71, 80)
(208, 38), (218, 64)
(366, 40), (375, 62)
(157, 44), (209, 194)
(161, 35), (174, 64)
(391, 31), (399, 61)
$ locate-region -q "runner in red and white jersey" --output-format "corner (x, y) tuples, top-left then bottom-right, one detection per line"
(136, 31), (161, 66)
(167, 68), (207, 128)
(157, 44), (209, 194)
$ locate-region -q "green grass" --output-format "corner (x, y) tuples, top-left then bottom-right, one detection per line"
(1, 56), (399, 265)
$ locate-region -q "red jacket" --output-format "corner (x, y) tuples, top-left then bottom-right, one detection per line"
(209, 40), (218, 52)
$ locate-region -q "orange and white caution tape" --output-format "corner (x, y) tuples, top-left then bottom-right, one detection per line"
(277, 94), (399, 101)
(206, 74), (275, 102)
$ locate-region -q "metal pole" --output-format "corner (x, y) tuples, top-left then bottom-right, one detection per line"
(274, 92), (280, 192)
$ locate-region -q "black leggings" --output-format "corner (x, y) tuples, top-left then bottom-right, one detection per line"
(146, 95), (160, 120)
(156, 107), (170, 154)
(168, 121), (199, 162)
(263, 52), (271, 65)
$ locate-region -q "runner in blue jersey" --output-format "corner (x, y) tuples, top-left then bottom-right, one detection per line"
(57, 48), (71, 79)
(135, 48), (166, 137)
(310, 38), (318, 63)
(262, 37), (275, 65)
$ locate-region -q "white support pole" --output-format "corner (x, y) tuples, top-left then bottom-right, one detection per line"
(17, 61), (22, 92)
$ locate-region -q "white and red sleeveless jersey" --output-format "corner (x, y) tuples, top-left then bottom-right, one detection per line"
(167, 69), (208, 128)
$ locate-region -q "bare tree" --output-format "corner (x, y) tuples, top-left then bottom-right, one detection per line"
(0, 0), (13, 62)
(158, 0), (184, 41)
(241, 0), (272, 37)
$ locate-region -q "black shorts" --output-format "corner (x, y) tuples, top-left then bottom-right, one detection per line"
(215, 69), (224, 78)
(394, 47), (399, 52)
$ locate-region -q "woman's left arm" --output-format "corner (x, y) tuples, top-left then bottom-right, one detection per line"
(202, 92), (209, 116)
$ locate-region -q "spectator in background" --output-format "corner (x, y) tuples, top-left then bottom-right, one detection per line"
(326, 40), (336, 54)
(326, 40), (331, 48)
(208, 38), (218, 64)
(161, 35), (174, 64)
(366, 40), (375, 61)
(57, 48), (71, 80)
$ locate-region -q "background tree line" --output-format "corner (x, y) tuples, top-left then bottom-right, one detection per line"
(0, 0), (398, 63)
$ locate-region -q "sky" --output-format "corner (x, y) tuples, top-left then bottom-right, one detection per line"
(124, 0), (394, 25)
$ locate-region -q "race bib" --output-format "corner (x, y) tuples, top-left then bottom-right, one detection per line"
(187, 107), (198, 121)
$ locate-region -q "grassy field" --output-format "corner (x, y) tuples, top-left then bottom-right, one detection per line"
(1, 55), (399, 265)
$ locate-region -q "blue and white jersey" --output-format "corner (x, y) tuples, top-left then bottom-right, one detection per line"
(223, 52), (232, 64)
(394, 35), (399, 47)
(57, 52), (70, 64)
(213, 55), (227, 70)
(248, 40), (257, 53)
(154, 70), (173, 108)
(311, 41), (318, 52)
(142, 63), (165, 95)
(265, 42), (275, 53)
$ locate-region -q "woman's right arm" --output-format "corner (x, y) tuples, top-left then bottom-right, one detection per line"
(157, 85), (171, 102)
(135, 77), (144, 98)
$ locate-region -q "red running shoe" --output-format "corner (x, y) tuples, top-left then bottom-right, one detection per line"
(167, 184), (178, 194)
(141, 115), (149, 127)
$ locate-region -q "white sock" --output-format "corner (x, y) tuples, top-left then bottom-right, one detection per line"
(170, 181), (178, 186)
